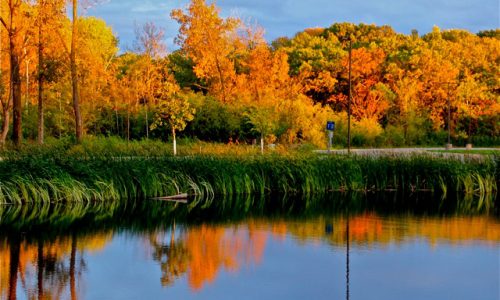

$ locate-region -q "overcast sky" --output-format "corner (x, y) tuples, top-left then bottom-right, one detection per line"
(86, 0), (500, 51)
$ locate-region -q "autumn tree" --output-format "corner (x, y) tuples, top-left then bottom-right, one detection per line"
(280, 30), (343, 105)
(134, 21), (166, 59)
(35, 0), (64, 144)
(151, 79), (195, 156)
(171, 0), (241, 103)
(455, 73), (493, 144)
(131, 22), (167, 138)
(69, 0), (82, 142)
(76, 17), (118, 133)
(240, 44), (286, 152)
(50, 0), (103, 143)
(0, 0), (31, 146)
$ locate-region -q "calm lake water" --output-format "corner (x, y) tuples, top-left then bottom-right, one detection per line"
(0, 194), (498, 300)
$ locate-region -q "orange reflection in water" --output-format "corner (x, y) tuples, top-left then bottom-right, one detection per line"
(0, 213), (498, 298)
(0, 233), (111, 300)
(150, 223), (269, 291)
(149, 214), (500, 291)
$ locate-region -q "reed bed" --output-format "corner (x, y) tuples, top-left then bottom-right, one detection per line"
(0, 151), (497, 204)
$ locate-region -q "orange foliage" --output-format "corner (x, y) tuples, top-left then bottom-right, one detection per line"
(171, 0), (241, 103)
(149, 223), (269, 291)
(0, 233), (112, 300)
(349, 213), (383, 240)
(334, 47), (389, 120)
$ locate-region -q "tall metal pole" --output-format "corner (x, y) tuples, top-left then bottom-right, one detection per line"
(447, 84), (451, 147)
(347, 39), (352, 154)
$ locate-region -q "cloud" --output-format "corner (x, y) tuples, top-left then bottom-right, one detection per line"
(87, 0), (500, 51)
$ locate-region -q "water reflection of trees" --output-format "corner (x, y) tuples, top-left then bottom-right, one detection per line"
(0, 194), (498, 298)
(149, 221), (268, 290)
(0, 202), (115, 300)
(0, 232), (112, 300)
(146, 214), (500, 291)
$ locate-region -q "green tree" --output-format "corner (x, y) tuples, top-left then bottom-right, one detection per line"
(151, 81), (195, 156)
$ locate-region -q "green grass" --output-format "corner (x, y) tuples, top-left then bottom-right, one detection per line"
(0, 147), (497, 204)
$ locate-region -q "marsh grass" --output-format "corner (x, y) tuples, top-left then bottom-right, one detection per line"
(0, 146), (497, 204)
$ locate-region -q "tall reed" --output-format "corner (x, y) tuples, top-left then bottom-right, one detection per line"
(0, 152), (497, 203)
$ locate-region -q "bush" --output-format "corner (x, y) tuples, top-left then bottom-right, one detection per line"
(382, 125), (405, 147)
(352, 118), (383, 147)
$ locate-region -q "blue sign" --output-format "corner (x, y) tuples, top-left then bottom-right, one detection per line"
(326, 121), (335, 131)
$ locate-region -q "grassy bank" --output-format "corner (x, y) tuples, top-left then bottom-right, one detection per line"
(0, 148), (497, 204)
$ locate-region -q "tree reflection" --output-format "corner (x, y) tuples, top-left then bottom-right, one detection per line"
(8, 236), (19, 300)
(0, 233), (109, 300)
(150, 222), (190, 286)
(0, 195), (498, 297)
(149, 222), (269, 291)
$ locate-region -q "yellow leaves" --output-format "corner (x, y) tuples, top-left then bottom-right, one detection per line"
(152, 86), (195, 133)
(353, 117), (384, 144)
(278, 95), (333, 147)
(456, 74), (488, 118)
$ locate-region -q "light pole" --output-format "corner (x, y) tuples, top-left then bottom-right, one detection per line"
(436, 81), (458, 150)
(341, 36), (352, 154)
(446, 85), (451, 149)
(347, 39), (352, 155)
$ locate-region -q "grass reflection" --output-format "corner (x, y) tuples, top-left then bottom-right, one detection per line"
(0, 192), (498, 298)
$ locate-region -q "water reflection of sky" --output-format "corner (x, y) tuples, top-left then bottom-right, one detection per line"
(3, 215), (499, 300)
(80, 223), (498, 300)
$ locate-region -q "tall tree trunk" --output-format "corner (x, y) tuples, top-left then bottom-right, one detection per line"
(70, 0), (82, 143)
(172, 127), (176, 156)
(8, 1), (22, 146)
(11, 50), (22, 146)
(37, 16), (44, 144)
(0, 79), (12, 145)
(0, 106), (10, 145)
(0, 12), (12, 146)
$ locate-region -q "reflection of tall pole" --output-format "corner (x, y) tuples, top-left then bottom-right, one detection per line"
(346, 216), (350, 300)
(70, 233), (77, 300)
(347, 39), (352, 155)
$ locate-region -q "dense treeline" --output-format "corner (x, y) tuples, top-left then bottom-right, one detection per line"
(0, 0), (498, 150)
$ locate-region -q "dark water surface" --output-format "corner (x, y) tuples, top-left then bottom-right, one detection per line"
(0, 194), (498, 300)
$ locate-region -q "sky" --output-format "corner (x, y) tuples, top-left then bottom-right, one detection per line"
(86, 0), (500, 51)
